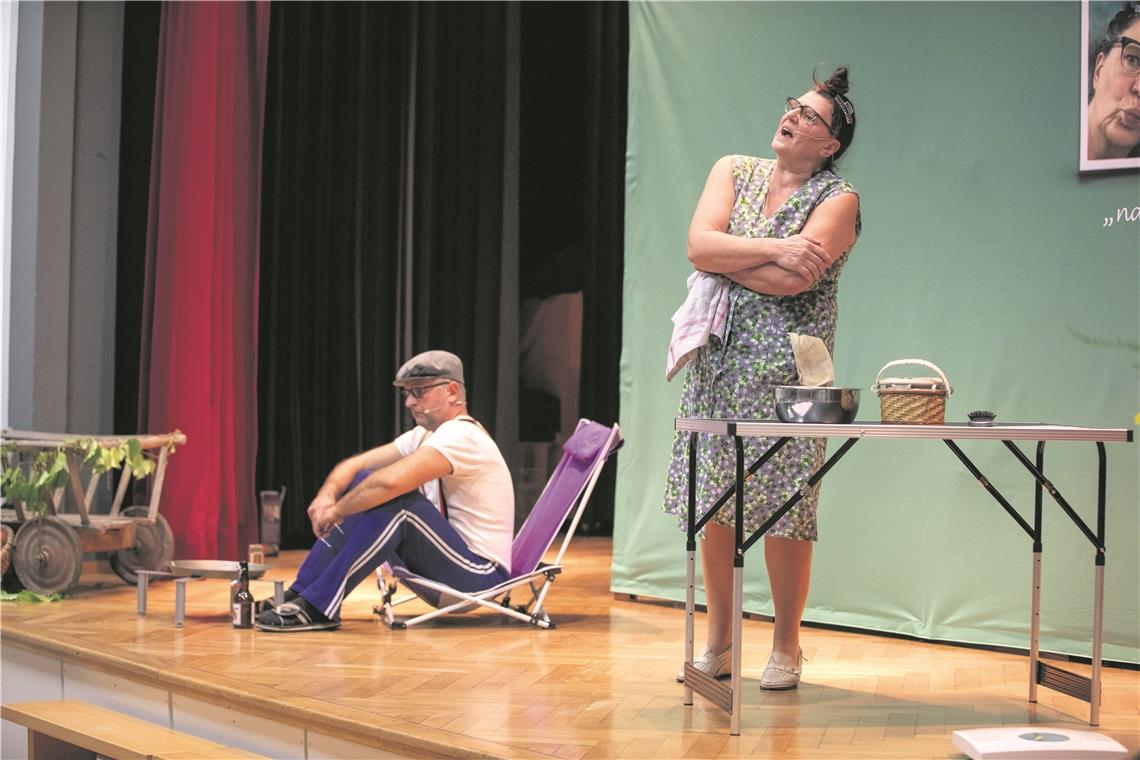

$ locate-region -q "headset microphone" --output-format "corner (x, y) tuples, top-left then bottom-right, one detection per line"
(790, 129), (831, 141)
(414, 401), (449, 416)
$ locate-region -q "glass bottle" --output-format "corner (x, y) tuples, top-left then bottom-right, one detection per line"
(232, 561), (253, 629)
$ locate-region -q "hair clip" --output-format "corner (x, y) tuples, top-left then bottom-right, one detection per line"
(834, 94), (855, 125)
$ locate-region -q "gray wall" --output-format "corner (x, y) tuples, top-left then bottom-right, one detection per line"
(1, 1), (17, 431)
(7, 0), (123, 434)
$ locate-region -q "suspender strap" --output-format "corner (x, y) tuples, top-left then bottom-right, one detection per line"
(433, 416), (485, 522)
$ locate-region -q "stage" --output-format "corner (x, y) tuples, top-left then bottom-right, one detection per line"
(1, 537), (1136, 759)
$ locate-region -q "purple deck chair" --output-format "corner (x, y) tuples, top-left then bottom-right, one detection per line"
(374, 419), (622, 629)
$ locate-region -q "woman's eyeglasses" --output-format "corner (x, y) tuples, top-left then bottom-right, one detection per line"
(785, 97), (835, 134)
(400, 381), (449, 400)
(1106, 36), (1140, 76)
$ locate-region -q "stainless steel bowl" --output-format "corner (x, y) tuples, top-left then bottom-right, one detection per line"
(774, 386), (860, 424)
(170, 560), (272, 579)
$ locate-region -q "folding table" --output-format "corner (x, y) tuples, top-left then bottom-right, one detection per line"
(675, 419), (1133, 735)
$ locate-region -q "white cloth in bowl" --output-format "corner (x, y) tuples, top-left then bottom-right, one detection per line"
(788, 332), (834, 387)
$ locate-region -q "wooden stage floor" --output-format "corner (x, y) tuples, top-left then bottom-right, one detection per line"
(1, 537), (1137, 759)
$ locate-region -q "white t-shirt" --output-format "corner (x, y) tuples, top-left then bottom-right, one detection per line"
(394, 416), (514, 572)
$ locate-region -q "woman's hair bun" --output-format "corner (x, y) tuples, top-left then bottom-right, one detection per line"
(810, 66), (856, 170)
(814, 66), (850, 96)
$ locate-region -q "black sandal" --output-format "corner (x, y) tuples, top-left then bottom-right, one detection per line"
(254, 601), (339, 632)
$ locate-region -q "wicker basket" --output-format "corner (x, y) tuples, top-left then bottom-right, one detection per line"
(872, 359), (952, 424)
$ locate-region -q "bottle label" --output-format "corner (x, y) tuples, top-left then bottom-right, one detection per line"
(233, 601), (252, 628)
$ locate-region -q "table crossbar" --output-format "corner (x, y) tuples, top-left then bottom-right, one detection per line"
(674, 419), (1132, 443)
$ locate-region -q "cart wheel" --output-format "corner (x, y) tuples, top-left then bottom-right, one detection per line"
(109, 506), (175, 585)
(13, 516), (84, 596)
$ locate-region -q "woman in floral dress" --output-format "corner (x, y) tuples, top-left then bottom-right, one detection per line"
(664, 67), (861, 689)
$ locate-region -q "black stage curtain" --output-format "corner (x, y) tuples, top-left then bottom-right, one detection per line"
(259, 2), (627, 547)
(520, 3), (627, 534)
(258, 2), (517, 547)
(113, 2), (161, 511)
(116, 3), (626, 547)
(407, 3), (516, 441)
(576, 3), (628, 535)
(114, 1), (161, 438)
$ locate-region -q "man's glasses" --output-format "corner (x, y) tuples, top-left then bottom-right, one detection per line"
(400, 381), (449, 400)
(1106, 36), (1140, 76)
(785, 97), (835, 134)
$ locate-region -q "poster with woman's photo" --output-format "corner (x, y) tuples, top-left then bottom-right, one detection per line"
(1081, 1), (1140, 171)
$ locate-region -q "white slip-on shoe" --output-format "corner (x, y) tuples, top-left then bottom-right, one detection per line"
(675, 647), (732, 683)
(759, 647), (803, 690)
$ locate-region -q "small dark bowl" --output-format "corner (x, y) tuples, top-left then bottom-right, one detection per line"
(774, 386), (860, 424)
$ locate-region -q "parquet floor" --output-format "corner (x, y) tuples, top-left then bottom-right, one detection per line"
(1, 537), (1137, 759)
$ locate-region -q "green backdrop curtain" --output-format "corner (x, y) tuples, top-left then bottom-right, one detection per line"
(614, 1), (1138, 663)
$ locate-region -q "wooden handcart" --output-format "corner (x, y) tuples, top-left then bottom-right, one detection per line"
(1, 429), (186, 596)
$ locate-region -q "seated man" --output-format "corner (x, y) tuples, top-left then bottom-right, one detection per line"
(255, 350), (514, 632)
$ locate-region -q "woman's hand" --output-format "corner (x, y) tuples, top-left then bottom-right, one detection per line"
(769, 234), (832, 281)
(687, 156), (859, 290)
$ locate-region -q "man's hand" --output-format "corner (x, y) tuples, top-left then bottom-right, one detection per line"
(310, 498), (342, 540)
(307, 488), (336, 523)
(306, 446), (453, 541)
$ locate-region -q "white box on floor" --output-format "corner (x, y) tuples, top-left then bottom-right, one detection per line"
(951, 727), (1129, 759)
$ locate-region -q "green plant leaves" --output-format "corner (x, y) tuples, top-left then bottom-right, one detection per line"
(1, 448), (67, 513)
(2, 437), (158, 514)
(126, 438), (155, 479)
(0, 589), (63, 603)
(33, 450), (70, 489)
(1, 461), (37, 506)
(80, 436), (124, 473)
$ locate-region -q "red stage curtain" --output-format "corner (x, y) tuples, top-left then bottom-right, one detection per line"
(138, 2), (269, 559)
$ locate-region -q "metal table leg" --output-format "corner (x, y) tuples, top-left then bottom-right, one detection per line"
(730, 556), (743, 735)
(684, 432), (697, 706)
(1091, 564), (1105, 726)
(730, 435), (744, 736)
(955, 438), (1110, 726)
(1004, 441), (1108, 725)
(173, 576), (204, 627)
(1029, 550), (1042, 703)
(684, 546), (696, 706)
(1028, 442), (1044, 704)
(136, 570), (174, 615)
(1090, 443), (1108, 726)
(682, 433), (860, 734)
(175, 578), (189, 627)
(682, 431), (755, 722)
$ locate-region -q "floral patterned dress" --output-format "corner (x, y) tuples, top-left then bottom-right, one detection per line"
(663, 155), (860, 540)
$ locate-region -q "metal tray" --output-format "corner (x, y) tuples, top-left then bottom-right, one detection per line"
(169, 559), (271, 579)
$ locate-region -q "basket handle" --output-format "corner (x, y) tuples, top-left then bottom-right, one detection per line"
(874, 358), (952, 393)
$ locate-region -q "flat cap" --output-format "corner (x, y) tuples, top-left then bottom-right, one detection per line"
(392, 350), (465, 387)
